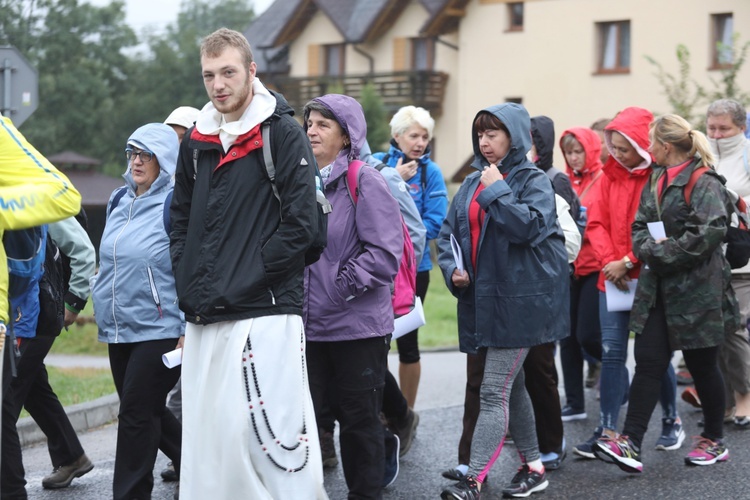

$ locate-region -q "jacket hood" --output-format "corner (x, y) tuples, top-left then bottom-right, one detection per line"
(269, 89), (295, 118)
(604, 106), (653, 171)
(530, 115), (555, 171)
(471, 103), (532, 174)
(305, 94), (366, 181)
(124, 123), (179, 194)
(560, 127), (603, 176)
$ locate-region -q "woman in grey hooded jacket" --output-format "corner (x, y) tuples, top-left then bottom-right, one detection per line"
(438, 103), (569, 500)
(91, 123), (183, 500)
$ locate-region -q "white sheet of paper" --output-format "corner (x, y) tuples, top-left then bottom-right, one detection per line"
(162, 348), (182, 369)
(393, 297), (426, 339)
(604, 279), (638, 312)
(450, 234), (464, 272)
(647, 221), (667, 240)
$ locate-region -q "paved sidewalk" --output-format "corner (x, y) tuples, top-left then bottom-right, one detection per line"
(20, 345), (750, 499)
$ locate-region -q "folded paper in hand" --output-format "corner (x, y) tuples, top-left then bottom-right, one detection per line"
(162, 348), (182, 369)
(393, 297), (426, 339)
(450, 234), (464, 273)
(604, 279), (638, 312)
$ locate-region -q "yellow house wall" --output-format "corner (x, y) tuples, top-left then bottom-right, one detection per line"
(280, 0), (749, 178)
(449, 0), (750, 176)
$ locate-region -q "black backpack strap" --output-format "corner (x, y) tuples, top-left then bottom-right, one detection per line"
(192, 149), (199, 180)
(106, 187), (128, 219)
(261, 121), (280, 205)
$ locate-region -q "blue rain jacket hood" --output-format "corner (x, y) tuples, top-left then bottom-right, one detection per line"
(472, 102), (533, 175)
(92, 123), (183, 344)
(124, 123), (178, 194)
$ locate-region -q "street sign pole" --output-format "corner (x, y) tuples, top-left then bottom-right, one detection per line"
(0, 46), (38, 126)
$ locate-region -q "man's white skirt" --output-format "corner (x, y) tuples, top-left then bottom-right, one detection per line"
(180, 314), (327, 499)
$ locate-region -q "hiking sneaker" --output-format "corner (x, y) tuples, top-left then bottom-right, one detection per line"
(698, 407), (735, 427)
(383, 434), (400, 488)
(319, 429), (338, 468)
(561, 406), (587, 422)
(734, 416), (750, 429)
(42, 454), (94, 489)
(389, 407), (420, 457)
(655, 417), (686, 450)
(441, 474), (480, 500)
(572, 427), (603, 459)
(684, 436), (729, 466)
(593, 435), (642, 473)
(501, 464), (548, 498)
(681, 387), (702, 408)
(161, 461), (178, 482)
(442, 467), (467, 481)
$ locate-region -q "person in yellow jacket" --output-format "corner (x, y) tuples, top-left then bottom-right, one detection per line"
(0, 115), (81, 326)
(0, 113), (81, 495)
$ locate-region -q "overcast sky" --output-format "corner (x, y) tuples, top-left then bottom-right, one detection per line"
(88, 0), (273, 35)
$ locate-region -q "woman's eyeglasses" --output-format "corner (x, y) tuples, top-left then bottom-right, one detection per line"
(125, 148), (154, 163)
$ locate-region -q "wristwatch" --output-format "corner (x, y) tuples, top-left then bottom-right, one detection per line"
(623, 255), (634, 270)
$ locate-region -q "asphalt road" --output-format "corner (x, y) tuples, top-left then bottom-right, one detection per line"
(22, 349), (750, 499)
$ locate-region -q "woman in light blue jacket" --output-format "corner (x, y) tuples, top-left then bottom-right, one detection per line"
(91, 123), (183, 500)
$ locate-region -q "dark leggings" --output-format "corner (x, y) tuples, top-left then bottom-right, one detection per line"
(623, 297), (725, 449)
(396, 270), (430, 364)
(559, 272), (601, 410)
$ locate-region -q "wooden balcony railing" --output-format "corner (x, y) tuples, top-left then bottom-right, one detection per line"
(266, 70), (449, 117)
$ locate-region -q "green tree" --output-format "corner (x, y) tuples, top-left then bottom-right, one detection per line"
(646, 34), (750, 127)
(645, 45), (706, 126)
(117, 0), (256, 141)
(360, 82), (390, 151)
(7, 0), (137, 168)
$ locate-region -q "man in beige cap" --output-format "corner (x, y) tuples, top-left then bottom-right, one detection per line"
(164, 106), (200, 143)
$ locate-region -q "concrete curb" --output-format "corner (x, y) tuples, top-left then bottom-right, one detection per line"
(18, 393), (119, 448)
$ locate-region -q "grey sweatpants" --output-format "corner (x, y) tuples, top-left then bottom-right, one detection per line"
(468, 347), (541, 483)
(722, 275), (750, 405)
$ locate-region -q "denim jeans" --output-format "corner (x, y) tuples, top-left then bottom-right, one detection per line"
(598, 292), (678, 431)
(598, 292), (631, 431)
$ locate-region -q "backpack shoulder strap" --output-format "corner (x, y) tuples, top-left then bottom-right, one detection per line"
(163, 190), (174, 235)
(106, 187), (128, 218)
(684, 166), (711, 205)
(192, 149), (199, 179)
(345, 160), (367, 206)
(261, 121), (280, 204)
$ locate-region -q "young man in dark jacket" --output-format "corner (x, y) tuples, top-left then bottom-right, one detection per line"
(170, 28), (325, 499)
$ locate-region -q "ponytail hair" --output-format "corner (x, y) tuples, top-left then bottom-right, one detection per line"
(650, 114), (714, 167)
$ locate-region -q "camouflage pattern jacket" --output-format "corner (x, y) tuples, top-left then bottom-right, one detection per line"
(630, 158), (739, 349)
